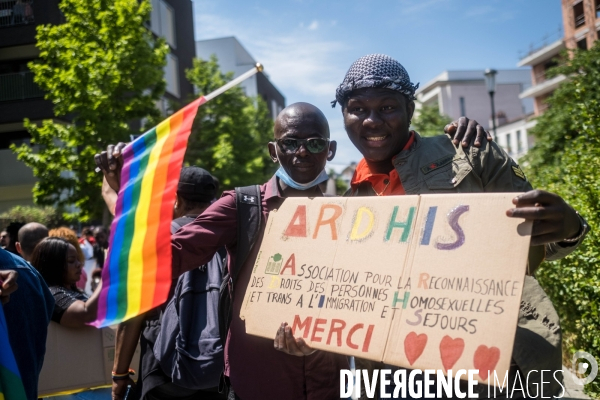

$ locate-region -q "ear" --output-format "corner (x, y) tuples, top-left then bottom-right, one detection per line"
(327, 141), (337, 161)
(268, 142), (279, 163)
(15, 242), (23, 256)
(407, 100), (416, 122)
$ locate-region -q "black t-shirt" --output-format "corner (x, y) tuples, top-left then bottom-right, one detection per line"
(49, 286), (89, 323)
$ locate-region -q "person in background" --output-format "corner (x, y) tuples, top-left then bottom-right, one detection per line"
(79, 227), (97, 295)
(100, 166), (226, 400)
(1, 247), (54, 400)
(49, 227), (88, 291)
(92, 226), (109, 269)
(80, 227), (96, 246)
(4, 222), (24, 255)
(0, 230), (9, 249)
(15, 222), (49, 262)
(31, 237), (102, 328)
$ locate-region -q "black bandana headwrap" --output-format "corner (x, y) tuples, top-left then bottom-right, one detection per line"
(332, 54), (419, 107)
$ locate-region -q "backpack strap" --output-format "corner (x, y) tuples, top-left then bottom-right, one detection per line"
(170, 216), (194, 235)
(233, 185), (262, 283)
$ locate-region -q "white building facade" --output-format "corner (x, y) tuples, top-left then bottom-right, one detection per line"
(494, 117), (537, 162)
(415, 70), (534, 131)
(196, 37), (285, 119)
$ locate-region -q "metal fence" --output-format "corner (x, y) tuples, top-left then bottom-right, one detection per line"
(0, 0), (34, 28)
(0, 71), (44, 102)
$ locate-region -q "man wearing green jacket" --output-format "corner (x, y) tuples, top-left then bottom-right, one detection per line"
(277, 54), (589, 399)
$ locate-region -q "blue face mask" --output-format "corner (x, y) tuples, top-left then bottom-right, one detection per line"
(275, 167), (329, 191)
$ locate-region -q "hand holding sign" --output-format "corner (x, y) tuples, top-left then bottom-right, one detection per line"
(506, 189), (582, 246)
(274, 322), (317, 356)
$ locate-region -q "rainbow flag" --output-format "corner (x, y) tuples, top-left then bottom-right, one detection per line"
(92, 96), (206, 327)
(0, 306), (27, 400)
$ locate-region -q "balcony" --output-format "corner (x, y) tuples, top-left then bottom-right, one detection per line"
(0, 0), (34, 28)
(0, 71), (44, 102)
(532, 61), (564, 85)
(519, 74), (568, 100)
(573, 1), (585, 28)
(518, 38), (565, 68)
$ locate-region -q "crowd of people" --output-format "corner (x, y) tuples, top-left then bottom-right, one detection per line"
(0, 54), (590, 400)
(0, 222), (108, 399)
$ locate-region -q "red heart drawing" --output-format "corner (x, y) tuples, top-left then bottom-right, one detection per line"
(473, 345), (501, 380)
(439, 335), (465, 370)
(404, 332), (428, 365)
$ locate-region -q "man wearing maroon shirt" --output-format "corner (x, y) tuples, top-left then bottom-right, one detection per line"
(170, 102), (350, 400)
(98, 102), (348, 400)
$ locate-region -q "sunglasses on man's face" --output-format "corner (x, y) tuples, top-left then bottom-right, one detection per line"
(276, 138), (329, 154)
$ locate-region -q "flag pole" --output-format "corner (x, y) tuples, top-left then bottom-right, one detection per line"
(204, 63), (263, 102)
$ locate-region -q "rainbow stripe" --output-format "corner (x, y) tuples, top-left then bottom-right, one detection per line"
(92, 97), (206, 327)
(0, 305), (27, 400)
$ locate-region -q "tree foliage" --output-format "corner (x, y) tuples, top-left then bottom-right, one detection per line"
(523, 42), (600, 398)
(11, 0), (168, 221)
(184, 56), (276, 190)
(411, 103), (452, 137)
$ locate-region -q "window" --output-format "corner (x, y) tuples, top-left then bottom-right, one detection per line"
(160, 1), (175, 47)
(0, 0), (35, 28)
(505, 133), (512, 155)
(573, 2), (585, 28)
(544, 59), (558, 72)
(459, 97), (466, 116)
(164, 53), (180, 97)
(577, 37), (587, 50)
(271, 100), (278, 120)
(150, 0), (176, 48)
(150, 0), (160, 34)
(516, 130), (523, 153)
(596, 0), (600, 18)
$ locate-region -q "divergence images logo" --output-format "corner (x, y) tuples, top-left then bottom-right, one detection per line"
(571, 351), (598, 386)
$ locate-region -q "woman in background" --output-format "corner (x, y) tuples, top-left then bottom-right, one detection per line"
(30, 236), (102, 328)
(49, 227), (88, 291)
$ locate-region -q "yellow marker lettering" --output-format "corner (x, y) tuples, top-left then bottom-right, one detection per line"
(350, 207), (375, 241)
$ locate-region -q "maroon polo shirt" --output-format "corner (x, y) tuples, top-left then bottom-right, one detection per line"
(171, 175), (349, 400)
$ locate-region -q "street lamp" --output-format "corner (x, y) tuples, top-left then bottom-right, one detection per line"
(484, 68), (498, 138)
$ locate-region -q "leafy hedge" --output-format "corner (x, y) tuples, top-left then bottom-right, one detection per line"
(0, 205), (65, 230)
(524, 41), (600, 398)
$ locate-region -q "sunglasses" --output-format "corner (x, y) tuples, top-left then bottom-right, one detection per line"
(275, 138), (329, 154)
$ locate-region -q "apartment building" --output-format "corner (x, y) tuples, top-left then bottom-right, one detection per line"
(0, 0), (195, 212)
(196, 37), (285, 120)
(518, 0), (599, 117)
(496, 0), (600, 160)
(415, 69), (533, 131)
(563, 0), (600, 50)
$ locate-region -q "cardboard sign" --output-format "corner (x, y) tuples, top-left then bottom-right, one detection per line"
(38, 323), (140, 396)
(240, 194), (532, 382)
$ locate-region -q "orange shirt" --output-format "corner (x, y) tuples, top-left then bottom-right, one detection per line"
(350, 132), (415, 196)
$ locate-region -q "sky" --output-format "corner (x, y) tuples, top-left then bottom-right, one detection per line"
(191, 0), (564, 170)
